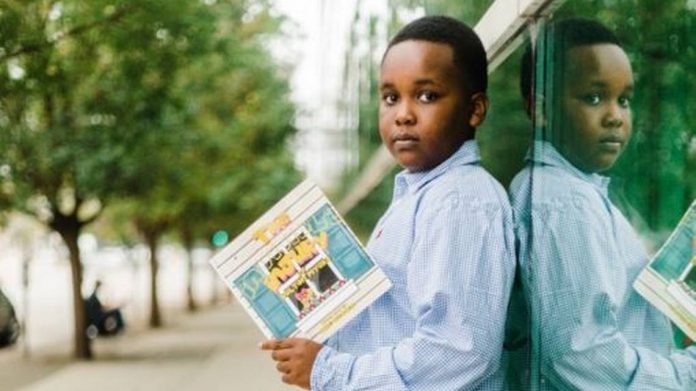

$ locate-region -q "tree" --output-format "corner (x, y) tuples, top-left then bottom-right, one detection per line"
(0, 0), (295, 358)
(0, 0), (150, 359)
(115, 3), (300, 323)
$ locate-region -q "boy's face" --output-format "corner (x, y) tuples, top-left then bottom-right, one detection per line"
(379, 40), (477, 172)
(557, 43), (634, 173)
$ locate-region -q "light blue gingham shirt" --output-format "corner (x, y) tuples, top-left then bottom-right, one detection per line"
(310, 140), (516, 390)
(509, 141), (696, 390)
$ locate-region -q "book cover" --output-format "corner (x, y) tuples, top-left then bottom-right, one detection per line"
(209, 180), (392, 342)
(634, 199), (696, 340)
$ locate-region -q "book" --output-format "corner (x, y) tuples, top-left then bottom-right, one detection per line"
(634, 199), (696, 340)
(209, 180), (392, 342)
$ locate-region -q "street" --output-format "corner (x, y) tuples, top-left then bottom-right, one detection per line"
(0, 229), (295, 390)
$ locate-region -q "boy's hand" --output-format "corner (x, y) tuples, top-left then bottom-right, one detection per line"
(260, 338), (322, 389)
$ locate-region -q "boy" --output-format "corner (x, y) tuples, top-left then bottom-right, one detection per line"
(510, 18), (696, 389)
(261, 16), (515, 390)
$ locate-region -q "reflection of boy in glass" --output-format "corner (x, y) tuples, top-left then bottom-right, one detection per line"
(262, 15), (515, 390)
(510, 18), (696, 389)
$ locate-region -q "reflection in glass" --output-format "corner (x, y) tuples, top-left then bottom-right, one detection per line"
(508, 13), (696, 390)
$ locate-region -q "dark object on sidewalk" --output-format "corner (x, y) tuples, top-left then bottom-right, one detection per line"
(0, 288), (20, 348)
(84, 281), (125, 339)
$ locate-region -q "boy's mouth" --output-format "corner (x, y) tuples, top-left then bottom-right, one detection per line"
(598, 135), (625, 152)
(392, 132), (419, 149)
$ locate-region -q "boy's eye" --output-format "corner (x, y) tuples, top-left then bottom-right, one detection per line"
(382, 92), (398, 106)
(618, 96), (631, 108)
(582, 93), (601, 106)
(417, 91), (439, 103)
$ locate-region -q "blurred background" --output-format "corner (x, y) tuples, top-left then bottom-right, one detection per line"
(0, 0), (693, 390)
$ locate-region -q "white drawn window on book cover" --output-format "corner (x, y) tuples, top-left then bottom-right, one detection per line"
(261, 227), (347, 319)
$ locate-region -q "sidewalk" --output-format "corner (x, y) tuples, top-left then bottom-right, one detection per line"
(0, 302), (295, 391)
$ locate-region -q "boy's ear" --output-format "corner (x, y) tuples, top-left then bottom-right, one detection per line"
(468, 92), (489, 128)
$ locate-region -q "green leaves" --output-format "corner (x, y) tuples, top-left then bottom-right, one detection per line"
(0, 0), (300, 239)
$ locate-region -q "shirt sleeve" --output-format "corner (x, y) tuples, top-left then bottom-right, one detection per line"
(311, 188), (515, 390)
(529, 193), (696, 390)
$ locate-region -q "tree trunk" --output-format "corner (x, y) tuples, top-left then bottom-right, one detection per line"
(144, 231), (162, 328)
(182, 228), (197, 312)
(53, 216), (92, 359)
(208, 243), (219, 305)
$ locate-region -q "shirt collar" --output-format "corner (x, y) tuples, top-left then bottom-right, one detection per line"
(528, 140), (611, 196)
(393, 139), (480, 200)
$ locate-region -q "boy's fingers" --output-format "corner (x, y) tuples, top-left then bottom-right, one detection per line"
(276, 361), (291, 373)
(278, 337), (299, 347)
(271, 349), (292, 361)
(260, 339), (288, 350)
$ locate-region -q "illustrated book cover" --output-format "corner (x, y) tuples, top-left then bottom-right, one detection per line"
(634, 199), (696, 340)
(209, 180), (392, 342)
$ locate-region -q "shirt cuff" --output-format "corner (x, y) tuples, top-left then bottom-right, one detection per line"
(310, 345), (354, 391)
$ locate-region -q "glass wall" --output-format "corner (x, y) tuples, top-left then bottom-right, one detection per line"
(340, 1), (695, 389)
(517, 1), (696, 389)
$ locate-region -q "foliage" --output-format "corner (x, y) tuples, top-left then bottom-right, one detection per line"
(0, 0), (300, 356)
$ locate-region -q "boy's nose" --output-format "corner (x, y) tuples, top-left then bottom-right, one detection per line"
(602, 104), (625, 128)
(602, 115), (622, 128)
(395, 103), (416, 126)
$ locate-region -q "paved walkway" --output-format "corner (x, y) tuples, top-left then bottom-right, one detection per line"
(0, 303), (296, 391)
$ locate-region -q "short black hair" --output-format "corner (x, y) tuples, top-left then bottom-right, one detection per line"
(385, 15), (488, 95)
(520, 17), (622, 101)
